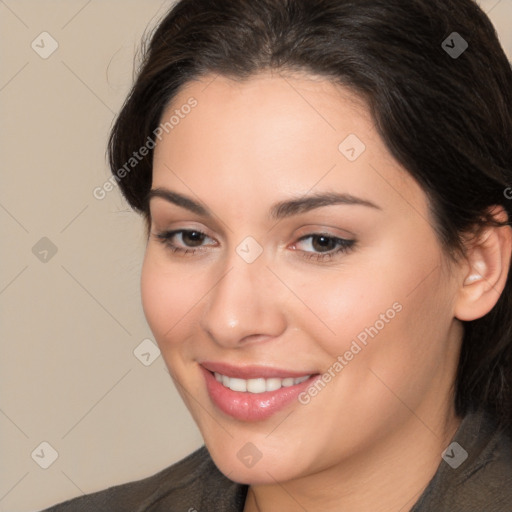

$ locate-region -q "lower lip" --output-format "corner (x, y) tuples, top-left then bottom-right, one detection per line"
(201, 366), (320, 422)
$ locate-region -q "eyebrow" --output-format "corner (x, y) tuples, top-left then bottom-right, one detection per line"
(146, 187), (381, 221)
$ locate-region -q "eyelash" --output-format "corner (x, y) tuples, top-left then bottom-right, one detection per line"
(152, 229), (355, 262)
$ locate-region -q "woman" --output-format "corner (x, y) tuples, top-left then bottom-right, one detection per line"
(42, 0), (512, 510)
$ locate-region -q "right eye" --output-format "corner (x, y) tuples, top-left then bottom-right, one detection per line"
(152, 229), (217, 256)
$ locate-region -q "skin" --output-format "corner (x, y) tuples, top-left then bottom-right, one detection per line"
(140, 71), (511, 511)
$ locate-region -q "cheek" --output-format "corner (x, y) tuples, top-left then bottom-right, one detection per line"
(286, 262), (455, 455)
(301, 241), (452, 380)
(290, 255), (410, 359)
(140, 251), (199, 348)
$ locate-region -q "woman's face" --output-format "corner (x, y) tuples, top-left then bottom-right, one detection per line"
(141, 72), (464, 484)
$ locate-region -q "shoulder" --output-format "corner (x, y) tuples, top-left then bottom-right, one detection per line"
(412, 410), (512, 512)
(38, 446), (247, 512)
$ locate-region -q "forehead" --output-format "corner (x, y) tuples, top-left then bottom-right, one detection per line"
(157, 71), (372, 151)
(151, 72), (426, 219)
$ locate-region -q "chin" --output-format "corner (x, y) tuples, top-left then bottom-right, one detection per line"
(205, 440), (308, 485)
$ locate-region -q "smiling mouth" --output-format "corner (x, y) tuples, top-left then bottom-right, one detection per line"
(213, 372), (312, 393)
(200, 363), (322, 421)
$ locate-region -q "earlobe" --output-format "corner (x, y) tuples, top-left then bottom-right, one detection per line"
(454, 207), (512, 322)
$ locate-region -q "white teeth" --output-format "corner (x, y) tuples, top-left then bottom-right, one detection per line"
(247, 378), (266, 393)
(213, 372), (311, 393)
(228, 378), (247, 392)
(265, 378), (282, 392)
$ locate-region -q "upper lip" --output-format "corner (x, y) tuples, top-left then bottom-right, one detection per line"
(201, 361), (317, 379)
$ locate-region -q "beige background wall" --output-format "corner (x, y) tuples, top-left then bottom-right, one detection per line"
(1, 1), (511, 511)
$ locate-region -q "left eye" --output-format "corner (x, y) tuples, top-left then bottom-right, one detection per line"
(294, 233), (353, 253)
(292, 233), (355, 261)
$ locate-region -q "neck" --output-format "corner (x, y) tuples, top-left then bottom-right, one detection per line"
(243, 406), (462, 512)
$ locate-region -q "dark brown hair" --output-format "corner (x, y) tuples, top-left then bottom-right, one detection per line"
(108, 0), (512, 434)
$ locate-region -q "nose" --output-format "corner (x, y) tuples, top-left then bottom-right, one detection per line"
(199, 248), (287, 349)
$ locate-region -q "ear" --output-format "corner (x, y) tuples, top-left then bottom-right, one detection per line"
(454, 206), (512, 322)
